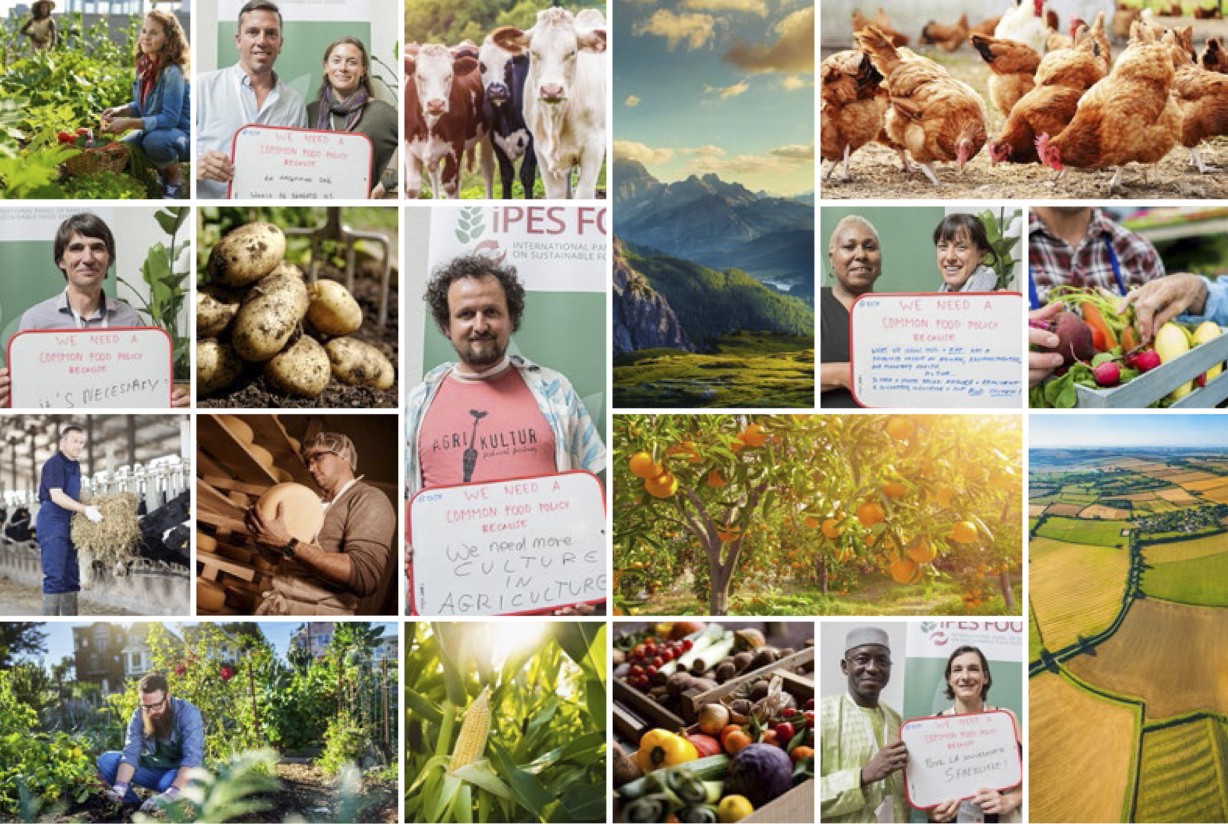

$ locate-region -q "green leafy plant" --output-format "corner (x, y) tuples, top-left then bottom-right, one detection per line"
(977, 208), (1022, 291)
(134, 749), (282, 824)
(120, 207), (191, 380)
(317, 710), (370, 777)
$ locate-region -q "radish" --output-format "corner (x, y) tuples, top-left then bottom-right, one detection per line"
(1093, 362), (1121, 387)
(1134, 350), (1161, 372)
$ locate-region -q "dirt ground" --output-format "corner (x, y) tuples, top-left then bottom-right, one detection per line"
(200, 256), (399, 410)
(820, 46), (1228, 200)
(0, 574), (134, 616)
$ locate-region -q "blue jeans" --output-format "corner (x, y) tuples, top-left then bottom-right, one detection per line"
(96, 750), (177, 804)
(124, 128), (188, 169)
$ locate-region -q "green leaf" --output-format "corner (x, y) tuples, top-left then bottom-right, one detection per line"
(489, 740), (556, 819)
(427, 772), (461, 823)
(453, 760), (514, 800)
(405, 687), (443, 727)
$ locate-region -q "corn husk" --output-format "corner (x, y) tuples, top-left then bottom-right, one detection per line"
(71, 493), (141, 587)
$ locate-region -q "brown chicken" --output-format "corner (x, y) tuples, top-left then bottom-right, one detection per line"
(986, 29), (1108, 164)
(854, 25), (987, 185)
(971, 34), (1041, 116)
(1202, 38), (1228, 73)
(970, 15), (1002, 38)
(1162, 30), (1228, 173)
(921, 14), (970, 53)
(821, 50), (889, 182)
(1035, 23), (1182, 192)
(1045, 16), (1086, 52)
(852, 8), (909, 47)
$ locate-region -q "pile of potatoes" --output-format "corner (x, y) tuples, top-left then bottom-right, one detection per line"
(197, 222), (394, 398)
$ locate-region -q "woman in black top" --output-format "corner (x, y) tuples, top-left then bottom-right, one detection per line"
(821, 215), (882, 407)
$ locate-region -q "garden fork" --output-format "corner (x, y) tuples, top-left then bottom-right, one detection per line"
(286, 207), (393, 329)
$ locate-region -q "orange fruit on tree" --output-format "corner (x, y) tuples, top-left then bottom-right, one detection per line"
(803, 515), (820, 529)
(628, 452), (658, 479)
(706, 470), (727, 488)
(905, 538), (936, 565)
(834, 546), (853, 563)
(949, 521), (978, 544)
(644, 472), (679, 499)
(882, 481), (907, 500)
(717, 527), (743, 543)
(822, 518), (844, 539)
(730, 438), (746, 454)
(885, 416), (915, 442)
(888, 556), (922, 585)
(740, 423), (769, 448)
(856, 501), (886, 528)
(931, 484), (954, 509)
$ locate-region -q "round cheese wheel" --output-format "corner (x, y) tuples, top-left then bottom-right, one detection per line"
(197, 580), (226, 612)
(217, 414), (254, 444)
(273, 467), (293, 483)
(255, 482), (324, 543)
(249, 444), (275, 470)
(197, 532), (217, 553)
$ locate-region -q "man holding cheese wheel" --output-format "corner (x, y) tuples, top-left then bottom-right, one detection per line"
(0, 212), (189, 408)
(245, 431), (396, 615)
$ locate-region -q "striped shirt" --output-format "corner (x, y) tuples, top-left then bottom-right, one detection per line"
(1028, 209), (1165, 304)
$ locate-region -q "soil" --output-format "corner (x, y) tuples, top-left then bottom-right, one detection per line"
(200, 258), (400, 410)
(820, 46), (1228, 201)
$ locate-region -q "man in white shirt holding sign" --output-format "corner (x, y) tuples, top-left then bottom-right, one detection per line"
(0, 213), (189, 408)
(195, 0), (308, 199)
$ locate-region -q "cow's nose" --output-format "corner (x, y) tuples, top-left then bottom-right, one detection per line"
(539, 84), (565, 102)
(487, 84), (509, 102)
(426, 99), (446, 115)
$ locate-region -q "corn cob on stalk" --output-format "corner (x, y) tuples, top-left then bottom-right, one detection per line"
(448, 686), (491, 773)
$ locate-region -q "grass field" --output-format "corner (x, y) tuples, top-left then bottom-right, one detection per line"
(1029, 537), (1131, 652)
(1067, 599), (1228, 720)
(1029, 608), (1044, 662)
(613, 333), (813, 408)
(1078, 504), (1131, 520)
(1143, 533), (1228, 565)
(1029, 671), (1139, 823)
(1043, 503), (1084, 517)
(1166, 471), (1217, 484)
(1056, 487), (1100, 504)
(1143, 549), (1228, 607)
(1135, 717), (1228, 822)
(1035, 516), (1129, 547)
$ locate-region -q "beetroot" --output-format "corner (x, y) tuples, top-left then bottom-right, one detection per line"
(1044, 310), (1096, 367)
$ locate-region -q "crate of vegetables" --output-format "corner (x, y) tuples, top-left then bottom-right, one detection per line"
(613, 623), (814, 741)
(614, 673), (815, 823)
(1031, 287), (1228, 408)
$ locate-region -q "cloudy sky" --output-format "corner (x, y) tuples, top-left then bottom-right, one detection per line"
(1030, 414), (1228, 449)
(613, 0), (814, 196)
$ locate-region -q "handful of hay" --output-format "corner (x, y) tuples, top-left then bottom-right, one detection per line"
(71, 493), (141, 587)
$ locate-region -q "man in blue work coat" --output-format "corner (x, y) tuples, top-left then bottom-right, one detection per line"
(36, 424), (102, 615)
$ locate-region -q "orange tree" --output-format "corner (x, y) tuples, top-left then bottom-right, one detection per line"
(613, 414), (1023, 615)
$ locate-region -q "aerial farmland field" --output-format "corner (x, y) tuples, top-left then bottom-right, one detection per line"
(1029, 671), (1139, 823)
(1030, 418), (1228, 822)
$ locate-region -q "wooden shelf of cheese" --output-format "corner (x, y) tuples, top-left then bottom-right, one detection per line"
(195, 414), (321, 615)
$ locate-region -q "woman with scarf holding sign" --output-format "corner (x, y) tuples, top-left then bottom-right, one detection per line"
(308, 37), (399, 198)
(100, 10), (191, 199)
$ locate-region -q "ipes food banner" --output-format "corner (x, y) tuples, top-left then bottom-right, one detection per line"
(903, 620), (1025, 721)
(425, 205), (609, 440)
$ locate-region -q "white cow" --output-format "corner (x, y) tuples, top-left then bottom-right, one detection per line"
(493, 8), (607, 199)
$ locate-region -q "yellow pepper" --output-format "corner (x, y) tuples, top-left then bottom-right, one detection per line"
(635, 728), (698, 773)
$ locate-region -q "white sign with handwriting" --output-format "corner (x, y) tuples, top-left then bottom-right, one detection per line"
(900, 711), (1022, 810)
(229, 125), (372, 200)
(850, 292), (1023, 408)
(409, 472), (606, 616)
(7, 327), (173, 408)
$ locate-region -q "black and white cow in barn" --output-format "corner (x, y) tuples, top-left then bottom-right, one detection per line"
(492, 8), (607, 199)
(478, 34), (538, 198)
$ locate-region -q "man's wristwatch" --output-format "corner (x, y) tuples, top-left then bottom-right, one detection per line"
(278, 537), (299, 558)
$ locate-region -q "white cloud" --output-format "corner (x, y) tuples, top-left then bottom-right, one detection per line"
(613, 140), (676, 165)
(682, 0), (767, 15)
(724, 5), (814, 73)
(780, 75), (807, 90)
(625, 94), (641, 107)
(632, 9), (716, 50)
(703, 80), (750, 98)
(686, 141), (814, 175)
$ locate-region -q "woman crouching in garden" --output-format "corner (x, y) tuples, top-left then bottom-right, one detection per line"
(100, 10), (190, 199)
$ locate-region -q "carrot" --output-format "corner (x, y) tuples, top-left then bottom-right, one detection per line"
(1081, 303), (1118, 352)
(1121, 325), (1139, 352)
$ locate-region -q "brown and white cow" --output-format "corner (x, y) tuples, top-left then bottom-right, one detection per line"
(404, 43), (493, 198)
(492, 8), (607, 199)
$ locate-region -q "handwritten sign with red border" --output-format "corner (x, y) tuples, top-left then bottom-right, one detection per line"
(229, 125), (372, 200)
(7, 327), (173, 409)
(409, 471), (606, 616)
(850, 292), (1023, 408)
(900, 710), (1021, 810)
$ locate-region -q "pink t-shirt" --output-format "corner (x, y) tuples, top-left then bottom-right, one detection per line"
(418, 367), (557, 489)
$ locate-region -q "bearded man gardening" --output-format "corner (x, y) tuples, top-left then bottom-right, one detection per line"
(97, 672), (204, 812)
